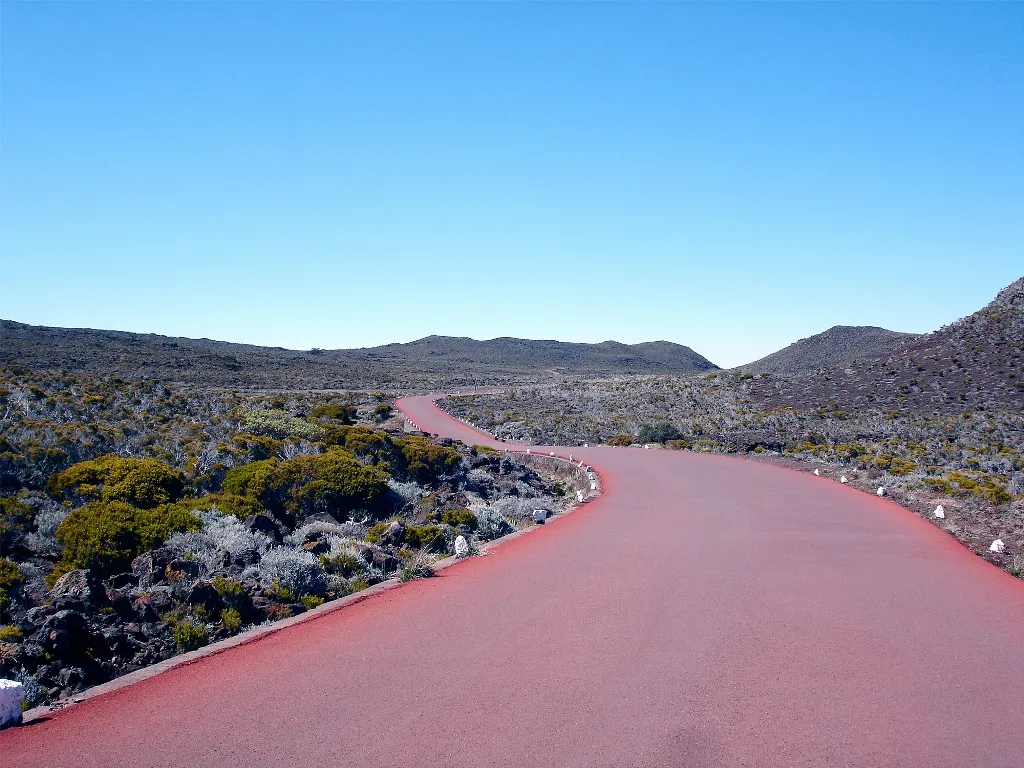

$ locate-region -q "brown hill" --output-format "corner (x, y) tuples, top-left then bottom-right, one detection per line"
(738, 326), (920, 374)
(746, 277), (1024, 414)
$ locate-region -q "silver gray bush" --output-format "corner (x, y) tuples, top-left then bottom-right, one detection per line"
(254, 547), (327, 596)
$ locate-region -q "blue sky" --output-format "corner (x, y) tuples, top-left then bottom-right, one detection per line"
(2, 2), (1021, 368)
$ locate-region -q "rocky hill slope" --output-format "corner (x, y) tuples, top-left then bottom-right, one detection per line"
(738, 326), (920, 374)
(0, 323), (718, 390)
(746, 277), (1024, 414)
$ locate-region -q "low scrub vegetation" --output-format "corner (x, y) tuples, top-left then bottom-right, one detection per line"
(443, 374), (1024, 577)
(0, 367), (574, 709)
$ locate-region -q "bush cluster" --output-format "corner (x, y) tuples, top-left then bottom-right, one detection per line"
(48, 455), (186, 509)
(638, 422), (683, 444)
(221, 448), (389, 524)
(172, 618), (209, 652)
(310, 404), (356, 425)
(0, 497), (34, 550)
(392, 436), (461, 484)
(53, 500), (201, 581)
(240, 410), (325, 441)
(924, 472), (1013, 506)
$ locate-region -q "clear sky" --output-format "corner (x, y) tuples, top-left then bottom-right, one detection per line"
(2, 2), (1021, 368)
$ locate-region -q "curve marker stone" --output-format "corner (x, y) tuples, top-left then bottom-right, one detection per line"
(0, 679), (25, 729)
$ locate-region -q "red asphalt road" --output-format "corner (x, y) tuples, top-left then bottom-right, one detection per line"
(4, 396), (1024, 767)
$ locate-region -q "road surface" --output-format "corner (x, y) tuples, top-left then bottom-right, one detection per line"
(3, 395), (1024, 766)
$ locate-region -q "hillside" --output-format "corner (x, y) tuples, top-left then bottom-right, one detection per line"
(368, 336), (717, 375)
(745, 277), (1024, 414)
(738, 326), (920, 374)
(0, 322), (718, 390)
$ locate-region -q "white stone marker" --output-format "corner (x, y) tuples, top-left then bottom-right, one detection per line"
(454, 535), (469, 558)
(576, 490), (585, 503)
(934, 505), (945, 519)
(813, 469), (820, 476)
(990, 539), (1006, 553)
(0, 679), (25, 729)
(840, 475), (849, 484)
(876, 487), (887, 497)
(549, 452), (555, 457)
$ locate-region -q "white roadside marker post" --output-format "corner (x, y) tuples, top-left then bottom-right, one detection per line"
(0, 679), (25, 729)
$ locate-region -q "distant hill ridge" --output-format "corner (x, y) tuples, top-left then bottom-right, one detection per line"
(739, 325), (921, 374)
(0, 322), (719, 389)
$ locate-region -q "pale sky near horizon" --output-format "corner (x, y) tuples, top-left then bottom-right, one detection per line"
(1, 2), (1021, 368)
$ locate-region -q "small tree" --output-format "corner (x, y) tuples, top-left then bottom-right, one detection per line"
(638, 423), (683, 444)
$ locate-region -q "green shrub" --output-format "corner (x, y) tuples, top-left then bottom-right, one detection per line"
(48, 455), (185, 508)
(394, 436), (461, 483)
(319, 552), (362, 576)
(0, 624), (22, 643)
(0, 558), (24, 617)
(53, 500), (201, 580)
(173, 619), (209, 652)
(873, 455), (916, 476)
(300, 594), (325, 610)
(221, 607), (242, 634)
(212, 575), (246, 600)
(173, 492), (263, 519)
(221, 459), (278, 500)
(0, 497), (34, 548)
(924, 472), (1012, 505)
(161, 608), (185, 628)
(327, 426), (394, 461)
(240, 410), (325, 441)
(364, 521), (390, 543)
(231, 433), (281, 461)
(373, 403), (393, 421)
(266, 579), (297, 603)
(404, 524), (445, 550)
(271, 450), (389, 520)
(223, 450), (389, 523)
(439, 508), (477, 530)
(310, 404), (357, 425)
(606, 434), (632, 447)
(637, 423), (683, 444)
(0, 558), (23, 592)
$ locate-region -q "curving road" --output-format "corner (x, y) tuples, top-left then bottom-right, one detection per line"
(4, 395), (1024, 766)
